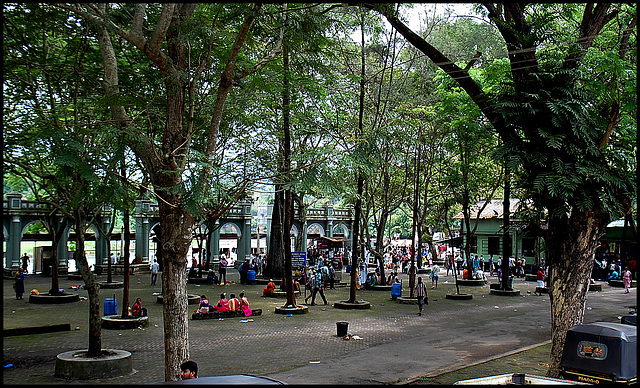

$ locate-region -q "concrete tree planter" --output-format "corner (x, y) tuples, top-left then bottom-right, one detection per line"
(589, 283), (604, 292)
(29, 293), (80, 304)
(101, 315), (150, 330)
(98, 282), (124, 289)
(366, 285), (391, 291)
(490, 289), (521, 296)
(333, 300), (371, 309)
(55, 349), (132, 379)
(456, 279), (486, 287)
(274, 305), (309, 315)
(396, 297), (419, 304)
(265, 291), (301, 298)
(445, 293), (473, 300)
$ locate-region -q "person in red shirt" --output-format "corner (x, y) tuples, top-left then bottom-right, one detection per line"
(131, 298), (147, 317)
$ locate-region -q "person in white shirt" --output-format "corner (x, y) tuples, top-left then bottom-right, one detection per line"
(150, 259), (160, 285)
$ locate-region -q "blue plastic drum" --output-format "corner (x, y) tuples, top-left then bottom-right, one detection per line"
(247, 270), (256, 284)
(104, 297), (117, 315)
(391, 283), (402, 300)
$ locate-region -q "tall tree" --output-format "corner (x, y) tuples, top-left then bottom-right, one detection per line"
(56, 3), (285, 379)
(372, 3), (637, 376)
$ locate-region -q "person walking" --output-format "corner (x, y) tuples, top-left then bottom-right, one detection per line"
(21, 253), (30, 273)
(414, 276), (428, 316)
(489, 255), (495, 276)
(14, 268), (25, 300)
(310, 268), (328, 306)
(430, 263), (440, 289)
(622, 266), (632, 294)
(150, 259), (160, 285)
(534, 267), (545, 295)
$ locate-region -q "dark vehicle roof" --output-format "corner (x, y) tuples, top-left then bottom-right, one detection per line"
(562, 322), (637, 382)
(150, 374), (286, 385)
(568, 321), (636, 342)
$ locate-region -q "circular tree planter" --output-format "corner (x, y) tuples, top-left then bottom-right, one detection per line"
(98, 282), (124, 289)
(490, 289), (521, 296)
(396, 297), (418, 304)
(265, 291), (301, 298)
(156, 294), (200, 305)
(445, 293), (473, 300)
(274, 305), (309, 315)
(366, 285), (391, 291)
(29, 293), (80, 304)
(333, 300), (371, 309)
(101, 315), (150, 330)
(55, 349), (132, 379)
(456, 279), (486, 287)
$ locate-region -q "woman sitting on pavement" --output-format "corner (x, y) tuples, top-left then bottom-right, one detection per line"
(239, 292), (252, 317)
(262, 280), (276, 297)
(228, 293), (239, 312)
(212, 293), (229, 312)
(131, 298), (148, 317)
(196, 295), (210, 314)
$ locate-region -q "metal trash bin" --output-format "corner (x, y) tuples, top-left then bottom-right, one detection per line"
(336, 321), (349, 337)
(560, 321), (636, 385)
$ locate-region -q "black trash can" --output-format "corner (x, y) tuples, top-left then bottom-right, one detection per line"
(336, 321), (349, 337)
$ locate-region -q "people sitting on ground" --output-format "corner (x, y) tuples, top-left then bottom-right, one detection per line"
(239, 292), (252, 317)
(262, 279), (276, 297)
(473, 268), (486, 281)
(228, 293), (239, 312)
(365, 272), (377, 288)
(196, 295), (210, 314)
(207, 270), (218, 285)
(607, 267), (620, 281)
(212, 293), (229, 312)
(131, 298), (148, 317)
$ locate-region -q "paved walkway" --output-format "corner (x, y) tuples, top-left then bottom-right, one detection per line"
(3, 268), (635, 385)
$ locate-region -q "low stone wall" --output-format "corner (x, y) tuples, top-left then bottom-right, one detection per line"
(191, 308), (262, 320)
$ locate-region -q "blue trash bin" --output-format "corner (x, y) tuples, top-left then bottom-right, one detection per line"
(247, 270), (256, 284)
(104, 297), (117, 316)
(391, 283), (402, 300)
(345, 265), (351, 273)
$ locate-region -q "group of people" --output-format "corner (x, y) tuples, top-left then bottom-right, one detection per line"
(196, 292), (252, 316)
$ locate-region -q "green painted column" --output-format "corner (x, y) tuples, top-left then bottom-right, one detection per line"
(211, 221), (220, 265)
(9, 215), (22, 270)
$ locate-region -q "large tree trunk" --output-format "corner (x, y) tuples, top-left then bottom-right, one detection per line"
(349, 177), (363, 304)
(546, 208), (609, 377)
(159, 200), (193, 381)
(266, 187), (285, 279)
(502, 169), (511, 290)
(121, 208), (131, 319)
(73, 208), (102, 356)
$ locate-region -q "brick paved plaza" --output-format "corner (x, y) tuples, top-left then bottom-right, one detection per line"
(3, 268), (635, 385)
